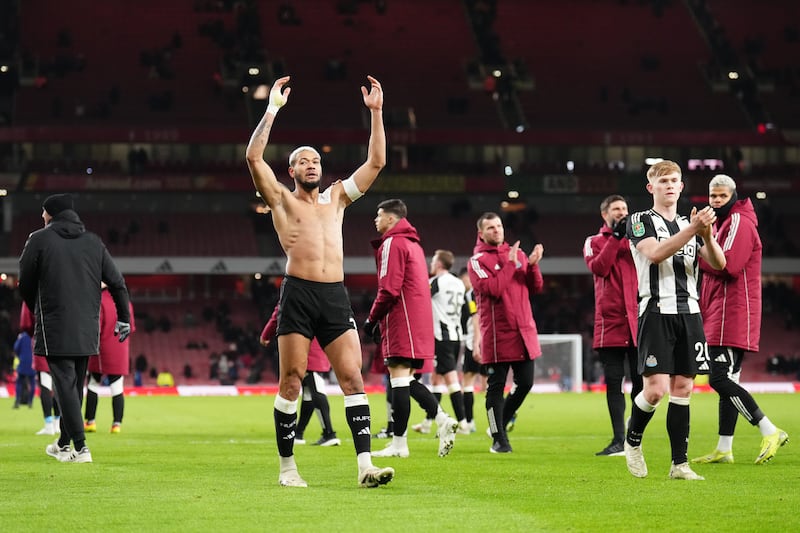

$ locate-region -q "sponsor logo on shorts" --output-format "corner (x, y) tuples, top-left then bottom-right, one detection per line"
(645, 355), (658, 367)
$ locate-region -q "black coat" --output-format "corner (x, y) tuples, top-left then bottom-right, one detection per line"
(18, 210), (130, 357)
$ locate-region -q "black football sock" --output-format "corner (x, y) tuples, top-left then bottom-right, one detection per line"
(84, 390), (98, 421)
(390, 377), (412, 437)
(410, 379), (439, 419)
(111, 394), (124, 424)
(667, 397), (690, 464)
(449, 390), (466, 422)
(463, 389), (474, 422)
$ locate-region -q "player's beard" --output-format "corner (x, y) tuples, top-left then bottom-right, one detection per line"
(297, 177), (320, 192)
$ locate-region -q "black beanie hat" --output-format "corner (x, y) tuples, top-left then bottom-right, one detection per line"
(42, 194), (74, 216)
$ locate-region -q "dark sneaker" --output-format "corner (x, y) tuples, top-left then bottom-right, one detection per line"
(313, 434), (341, 447)
(490, 440), (513, 454)
(596, 441), (625, 456)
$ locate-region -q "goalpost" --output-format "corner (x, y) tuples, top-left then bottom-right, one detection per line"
(533, 334), (583, 393)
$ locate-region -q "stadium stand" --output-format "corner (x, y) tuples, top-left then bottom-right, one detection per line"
(705, 0), (800, 129)
(10, 212), (259, 257)
(2, 0), (798, 388)
(256, 0), (498, 130)
(15, 0), (246, 126)
(494, 0), (749, 130)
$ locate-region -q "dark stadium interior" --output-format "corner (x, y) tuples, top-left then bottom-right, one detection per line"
(0, 0), (798, 387)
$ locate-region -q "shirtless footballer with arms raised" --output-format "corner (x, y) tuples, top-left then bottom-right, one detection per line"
(246, 74), (393, 488)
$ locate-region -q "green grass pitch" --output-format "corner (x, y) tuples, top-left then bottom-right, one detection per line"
(1, 392), (798, 532)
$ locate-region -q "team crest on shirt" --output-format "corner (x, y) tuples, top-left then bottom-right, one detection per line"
(645, 355), (658, 367)
(632, 221), (645, 237)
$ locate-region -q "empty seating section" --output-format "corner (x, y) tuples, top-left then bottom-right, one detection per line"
(16, 0), (496, 131)
(130, 299), (272, 385)
(10, 212), (258, 256)
(16, 1), (780, 131)
(17, 0), (243, 126)
(707, 2), (799, 71)
(706, 1), (800, 128)
(495, 1), (748, 129)
(742, 311), (800, 382)
(258, 0), (497, 130)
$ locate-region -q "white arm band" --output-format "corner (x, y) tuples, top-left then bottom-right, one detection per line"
(342, 176), (364, 202)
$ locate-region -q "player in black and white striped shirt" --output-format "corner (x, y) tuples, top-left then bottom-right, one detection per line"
(624, 160), (726, 481)
(429, 250), (468, 433)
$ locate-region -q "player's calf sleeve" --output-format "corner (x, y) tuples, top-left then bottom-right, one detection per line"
(627, 392), (659, 446)
(344, 393), (371, 455)
(667, 396), (690, 464)
(389, 376), (412, 437)
(463, 387), (474, 421)
(449, 389), (466, 422)
(410, 379), (439, 419)
(274, 395), (298, 457)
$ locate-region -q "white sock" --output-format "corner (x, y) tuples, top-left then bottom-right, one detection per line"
(717, 435), (734, 453)
(758, 417), (778, 437)
(357, 452), (373, 472)
(279, 456), (297, 473)
(392, 435), (408, 449)
(634, 392), (658, 412)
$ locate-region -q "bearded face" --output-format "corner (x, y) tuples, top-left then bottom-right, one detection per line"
(289, 149), (322, 192)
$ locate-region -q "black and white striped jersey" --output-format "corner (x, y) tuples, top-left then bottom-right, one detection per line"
(460, 288), (477, 351)
(628, 209), (703, 316)
(430, 272), (466, 342)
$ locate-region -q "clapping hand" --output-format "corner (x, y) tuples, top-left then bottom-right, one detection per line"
(528, 243), (544, 265)
(690, 206), (716, 240)
(611, 216), (628, 240)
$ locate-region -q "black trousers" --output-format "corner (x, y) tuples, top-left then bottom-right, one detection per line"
(47, 356), (89, 447)
(598, 346), (643, 442)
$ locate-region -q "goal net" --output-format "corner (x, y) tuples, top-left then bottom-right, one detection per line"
(533, 334), (583, 393)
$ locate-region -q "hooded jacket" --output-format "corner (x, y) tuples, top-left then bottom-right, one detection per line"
(367, 218), (434, 361)
(89, 288), (136, 375)
(468, 235), (543, 363)
(699, 198), (761, 352)
(18, 210), (130, 357)
(583, 225), (638, 349)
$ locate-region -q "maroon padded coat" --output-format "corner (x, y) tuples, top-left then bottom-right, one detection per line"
(89, 288), (136, 375)
(468, 236), (543, 364)
(19, 302), (49, 373)
(583, 225), (638, 349)
(699, 198), (761, 352)
(367, 218), (434, 362)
